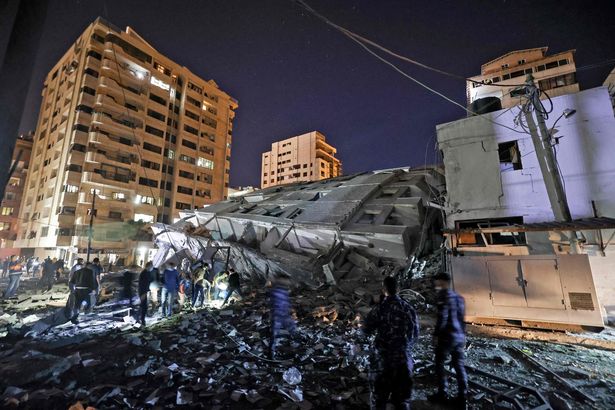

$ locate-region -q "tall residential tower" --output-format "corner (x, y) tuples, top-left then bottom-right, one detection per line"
(261, 131), (341, 188)
(15, 17), (238, 262)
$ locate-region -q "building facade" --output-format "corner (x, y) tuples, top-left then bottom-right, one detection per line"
(603, 65), (615, 109)
(437, 87), (615, 327)
(261, 131), (341, 188)
(0, 133), (33, 258)
(15, 17), (238, 263)
(467, 47), (579, 109)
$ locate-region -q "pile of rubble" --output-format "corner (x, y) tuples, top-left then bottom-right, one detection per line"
(0, 273), (614, 409)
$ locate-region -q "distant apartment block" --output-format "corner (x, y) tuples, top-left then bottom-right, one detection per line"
(467, 47), (578, 109)
(15, 17), (238, 261)
(0, 133), (33, 258)
(261, 131), (341, 188)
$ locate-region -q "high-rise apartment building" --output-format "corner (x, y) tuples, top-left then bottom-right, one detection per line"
(467, 47), (578, 109)
(261, 131), (341, 188)
(0, 133), (33, 258)
(15, 17), (238, 262)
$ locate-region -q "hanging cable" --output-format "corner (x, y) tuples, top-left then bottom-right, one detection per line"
(293, 0), (528, 88)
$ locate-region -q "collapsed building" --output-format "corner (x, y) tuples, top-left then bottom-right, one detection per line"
(151, 167), (446, 289)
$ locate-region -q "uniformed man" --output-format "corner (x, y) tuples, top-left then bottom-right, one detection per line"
(428, 271), (468, 408)
(364, 276), (419, 410)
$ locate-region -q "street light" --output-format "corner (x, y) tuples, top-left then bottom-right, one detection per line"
(549, 108), (577, 141)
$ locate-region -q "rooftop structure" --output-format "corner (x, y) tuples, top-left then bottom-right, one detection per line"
(467, 47), (578, 110)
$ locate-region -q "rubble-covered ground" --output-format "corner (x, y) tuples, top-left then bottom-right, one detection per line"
(0, 274), (614, 409)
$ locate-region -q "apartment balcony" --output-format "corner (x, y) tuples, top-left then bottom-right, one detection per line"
(85, 150), (137, 167)
(101, 59), (146, 91)
(97, 76), (144, 101)
(83, 170), (135, 187)
(91, 112), (143, 135)
(89, 130), (140, 148)
(78, 192), (133, 210)
(95, 93), (142, 116)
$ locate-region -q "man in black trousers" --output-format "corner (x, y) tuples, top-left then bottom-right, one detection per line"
(137, 262), (155, 325)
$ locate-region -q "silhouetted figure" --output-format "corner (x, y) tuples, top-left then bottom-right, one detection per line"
(364, 276), (419, 410)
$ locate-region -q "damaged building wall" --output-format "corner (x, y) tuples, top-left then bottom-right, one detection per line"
(437, 86), (615, 325)
(151, 167), (445, 284)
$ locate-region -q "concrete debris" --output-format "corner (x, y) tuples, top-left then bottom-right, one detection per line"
(0, 280), (612, 409)
(282, 367), (302, 385)
(151, 168), (446, 285)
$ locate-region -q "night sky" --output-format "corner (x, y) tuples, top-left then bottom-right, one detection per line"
(18, 0), (615, 187)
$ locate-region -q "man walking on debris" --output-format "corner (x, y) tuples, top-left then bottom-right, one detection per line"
(138, 262), (155, 325)
(222, 268), (242, 305)
(364, 276), (419, 410)
(161, 262), (180, 317)
(68, 262), (97, 324)
(268, 272), (296, 359)
(40, 256), (55, 292)
(428, 271), (468, 408)
(3, 255), (24, 299)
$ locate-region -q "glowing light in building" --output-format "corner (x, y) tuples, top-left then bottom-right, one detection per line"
(150, 76), (170, 91)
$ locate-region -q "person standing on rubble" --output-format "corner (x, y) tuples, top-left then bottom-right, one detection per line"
(363, 276), (419, 410)
(137, 262), (155, 325)
(191, 262), (206, 308)
(428, 271), (468, 408)
(160, 262), (180, 317)
(68, 262), (97, 324)
(222, 268), (242, 306)
(268, 272), (296, 359)
(40, 256), (55, 292)
(91, 257), (103, 306)
(2, 255), (24, 299)
(68, 258), (84, 283)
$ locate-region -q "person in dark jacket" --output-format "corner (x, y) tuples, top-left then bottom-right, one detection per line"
(68, 262), (97, 323)
(428, 271), (468, 408)
(137, 262), (155, 325)
(3, 255), (23, 299)
(222, 268), (242, 305)
(160, 262), (180, 317)
(40, 256), (55, 292)
(268, 273), (296, 358)
(364, 276), (419, 410)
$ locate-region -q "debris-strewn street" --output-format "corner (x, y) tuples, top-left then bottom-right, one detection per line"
(0, 273), (614, 409)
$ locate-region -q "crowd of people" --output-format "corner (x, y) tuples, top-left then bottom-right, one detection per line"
(3, 253), (468, 409)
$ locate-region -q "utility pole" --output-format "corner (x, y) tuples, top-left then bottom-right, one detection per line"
(86, 193), (97, 263)
(523, 74), (579, 253)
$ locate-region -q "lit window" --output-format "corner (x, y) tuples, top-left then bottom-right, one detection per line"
(63, 184), (79, 193)
(135, 194), (155, 205)
(150, 76), (170, 91)
(134, 213), (154, 223)
(112, 192), (126, 200)
(8, 177), (20, 187)
(167, 149), (175, 159)
(197, 157), (214, 169)
(1, 207), (14, 216)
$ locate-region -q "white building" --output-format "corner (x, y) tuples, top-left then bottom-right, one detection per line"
(437, 87), (615, 327)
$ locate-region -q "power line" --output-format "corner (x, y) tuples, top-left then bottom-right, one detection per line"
(293, 0), (527, 88)
(298, 4), (527, 134)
